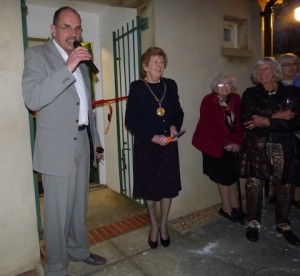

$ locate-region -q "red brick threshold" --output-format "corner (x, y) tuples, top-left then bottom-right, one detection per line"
(40, 213), (150, 260)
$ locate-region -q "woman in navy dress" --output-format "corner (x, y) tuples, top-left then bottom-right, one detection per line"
(125, 47), (184, 249)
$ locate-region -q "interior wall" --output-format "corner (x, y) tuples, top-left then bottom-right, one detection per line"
(0, 1), (40, 275)
(153, 0), (262, 219)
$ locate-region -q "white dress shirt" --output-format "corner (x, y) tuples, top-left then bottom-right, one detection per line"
(53, 39), (89, 126)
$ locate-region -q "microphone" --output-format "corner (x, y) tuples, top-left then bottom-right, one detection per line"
(73, 41), (99, 74)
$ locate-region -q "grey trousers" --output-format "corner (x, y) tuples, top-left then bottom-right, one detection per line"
(43, 129), (90, 276)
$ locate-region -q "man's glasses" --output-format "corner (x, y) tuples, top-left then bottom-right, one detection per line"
(55, 24), (83, 34)
(217, 83), (231, 88)
(281, 63), (298, 68)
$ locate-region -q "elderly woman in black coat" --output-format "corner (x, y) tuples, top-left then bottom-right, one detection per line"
(238, 57), (300, 245)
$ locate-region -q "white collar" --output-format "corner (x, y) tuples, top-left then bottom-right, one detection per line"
(53, 39), (68, 62)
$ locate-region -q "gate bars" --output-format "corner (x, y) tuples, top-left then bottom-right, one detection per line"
(113, 16), (148, 207)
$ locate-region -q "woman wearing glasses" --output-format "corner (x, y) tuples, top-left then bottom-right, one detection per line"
(192, 73), (245, 224)
(268, 53), (300, 206)
(279, 53), (299, 86)
(280, 53), (300, 210)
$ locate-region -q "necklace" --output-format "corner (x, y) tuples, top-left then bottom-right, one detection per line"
(268, 89), (277, 95)
(143, 79), (167, 116)
(266, 83), (278, 95)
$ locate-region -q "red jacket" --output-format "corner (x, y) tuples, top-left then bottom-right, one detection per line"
(192, 91), (244, 158)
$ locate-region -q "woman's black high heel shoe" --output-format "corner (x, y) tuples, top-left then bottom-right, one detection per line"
(159, 231), (170, 247)
(218, 208), (239, 223)
(148, 231), (158, 249)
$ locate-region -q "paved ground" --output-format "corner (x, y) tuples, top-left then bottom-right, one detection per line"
(67, 202), (300, 275)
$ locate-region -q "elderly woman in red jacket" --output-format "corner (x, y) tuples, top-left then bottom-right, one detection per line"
(192, 73), (245, 224)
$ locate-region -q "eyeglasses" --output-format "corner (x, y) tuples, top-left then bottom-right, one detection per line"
(217, 83), (231, 88)
(281, 63), (298, 67)
(55, 24), (83, 34)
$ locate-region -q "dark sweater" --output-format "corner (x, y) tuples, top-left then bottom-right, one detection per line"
(125, 78), (184, 142)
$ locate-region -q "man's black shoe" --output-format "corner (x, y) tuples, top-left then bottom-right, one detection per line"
(84, 253), (107, 265)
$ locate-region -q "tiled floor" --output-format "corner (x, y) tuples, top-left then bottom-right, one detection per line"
(39, 213), (150, 260)
(38, 186), (147, 232)
(85, 186), (147, 230)
(39, 186), (149, 260)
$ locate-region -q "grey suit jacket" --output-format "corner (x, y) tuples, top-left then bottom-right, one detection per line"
(22, 40), (100, 176)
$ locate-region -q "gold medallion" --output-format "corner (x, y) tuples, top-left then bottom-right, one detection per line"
(157, 106), (165, 116)
(143, 79), (167, 117)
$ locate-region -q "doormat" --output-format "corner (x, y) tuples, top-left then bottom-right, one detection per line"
(169, 204), (221, 234)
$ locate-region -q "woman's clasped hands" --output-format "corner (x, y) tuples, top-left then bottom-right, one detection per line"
(224, 143), (240, 152)
(152, 135), (169, 146)
(151, 126), (178, 146)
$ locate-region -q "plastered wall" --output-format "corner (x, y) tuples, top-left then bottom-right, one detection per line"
(152, 0), (262, 219)
(0, 1), (40, 275)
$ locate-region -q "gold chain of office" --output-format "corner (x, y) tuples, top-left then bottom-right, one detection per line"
(143, 79), (167, 116)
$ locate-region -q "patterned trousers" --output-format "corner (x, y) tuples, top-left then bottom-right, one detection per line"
(245, 143), (295, 225)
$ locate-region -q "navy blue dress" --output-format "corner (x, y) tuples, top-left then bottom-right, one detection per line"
(125, 78), (184, 201)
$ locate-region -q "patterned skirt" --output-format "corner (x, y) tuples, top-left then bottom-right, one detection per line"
(132, 137), (182, 201)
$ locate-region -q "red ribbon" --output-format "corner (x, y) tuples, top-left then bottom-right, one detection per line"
(92, 96), (128, 134)
(92, 96), (128, 106)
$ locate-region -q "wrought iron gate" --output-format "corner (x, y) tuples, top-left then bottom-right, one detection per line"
(113, 16), (148, 207)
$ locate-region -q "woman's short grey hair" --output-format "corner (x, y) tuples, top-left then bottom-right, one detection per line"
(252, 57), (282, 84)
(210, 73), (237, 92)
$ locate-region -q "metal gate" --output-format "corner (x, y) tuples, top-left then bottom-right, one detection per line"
(113, 16), (148, 207)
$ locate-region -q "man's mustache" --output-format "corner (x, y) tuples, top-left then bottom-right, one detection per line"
(66, 37), (77, 43)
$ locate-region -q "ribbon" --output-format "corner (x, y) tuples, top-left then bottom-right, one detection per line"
(92, 96), (128, 134)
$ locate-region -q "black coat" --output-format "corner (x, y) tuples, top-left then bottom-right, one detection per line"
(238, 83), (300, 185)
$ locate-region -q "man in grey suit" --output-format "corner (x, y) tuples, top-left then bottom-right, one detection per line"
(22, 6), (106, 276)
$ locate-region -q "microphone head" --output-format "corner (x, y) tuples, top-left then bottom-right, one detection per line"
(73, 40), (81, 48)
